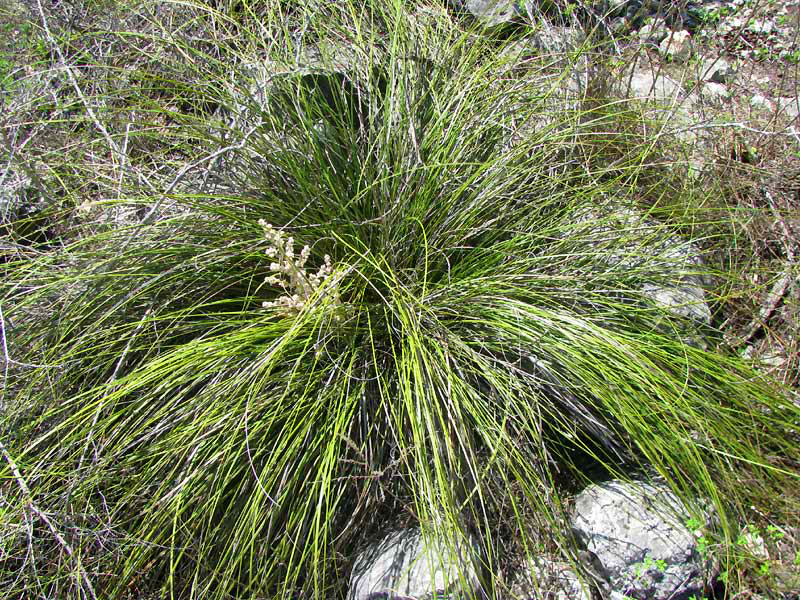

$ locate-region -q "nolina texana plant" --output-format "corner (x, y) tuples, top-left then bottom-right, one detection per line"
(1, 1), (798, 599)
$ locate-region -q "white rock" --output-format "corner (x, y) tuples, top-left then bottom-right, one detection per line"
(509, 556), (593, 600)
(738, 530), (769, 560)
(701, 58), (736, 84)
(640, 283), (711, 325)
(348, 528), (480, 600)
(465, 0), (516, 26)
(699, 82), (729, 103)
(748, 20), (774, 34)
(659, 30), (693, 62)
(725, 16), (746, 30)
(571, 480), (710, 600)
(638, 23), (668, 45)
(528, 25), (585, 57)
(0, 168), (40, 224)
(625, 71), (684, 102)
(774, 97), (800, 120)
(573, 202), (711, 326)
(608, 0), (629, 16)
(750, 94), (773, 110)
(742, 346), (787, 370)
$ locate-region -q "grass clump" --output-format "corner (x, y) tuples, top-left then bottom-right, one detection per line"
(1, 1), (799, 598)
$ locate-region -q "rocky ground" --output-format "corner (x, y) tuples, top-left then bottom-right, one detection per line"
(641, 0), (800, 390)
(1, 1), (798, 599)
(467, 0), (800, 389)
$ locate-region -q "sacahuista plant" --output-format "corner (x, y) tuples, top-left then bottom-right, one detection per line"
(1, 1), (799, 599)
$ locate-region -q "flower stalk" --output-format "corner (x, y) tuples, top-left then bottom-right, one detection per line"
(259, 219), (339, 317)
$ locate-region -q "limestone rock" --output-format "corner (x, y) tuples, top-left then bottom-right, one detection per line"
(701, 57), (736, 84)
(574, 203), (711, 326)
(348, 528), (480, 600)
(507, 555), (594, 600)
(699, 82), (728, 103)
(0, 169), (30, 223)
(659, 30), (693, 62)
(750, 94), (772, 110)
(638, 21), (669, 46)
(462, 0), (517, 26)
(571, 480), (710, 600)
(738, 529), (769, 561)
(528, 24), (585, 57)
(624, 71), (684, 102)
(774, 97), (800, 120)
(0, 168), (51, 234)
(640, 282), (711, 325)
(607, 0), (631, 18)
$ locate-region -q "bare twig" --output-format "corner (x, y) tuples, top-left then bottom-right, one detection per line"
(0, 440), (99, 600)
(0, 302), (9, 407)
(117, 122), (131, 201)
(735, 188), (797, 348)
(75, 308), (153, 477)
(1, 124), (49, 198)
(0, 302), (64, 371)
(663, 121), (800, 138)
(35, 0), (123, 166)
(119, 124), (261, 252)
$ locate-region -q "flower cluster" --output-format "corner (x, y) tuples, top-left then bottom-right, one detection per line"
(259, 219), (338, 316)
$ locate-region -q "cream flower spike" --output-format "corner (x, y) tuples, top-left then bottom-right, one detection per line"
(259, 220), (344, 318)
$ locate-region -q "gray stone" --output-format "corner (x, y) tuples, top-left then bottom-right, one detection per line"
(624, 71), (684, 102)
(609, 17), (630, 35)
(737, 530), (769, 560)
(571, 201), (711, 327)
(528, 24), (586, 57)
(640, 282), (711, 325)
(701, 58), (736, 84)
(0, 173), (23, 222)
(0, 169), (37, 223)
(717, 14), (744, 33)
(774, 97), (800, 120)
(637, 230), (710, 324)
(749, 94), (772, 110)
(508, 555), (593, 600)
(608, 0), (631, 17)
(659, 30), (693, 62)
(464, 0), (517, 26)
(231, 42), (359, 125)
(348, 527), (480, 600)
(571, 480), (709, 600)
(638, 22), (669, 45)
(699, 81), (729, 103)
(748, 19), (774, 34)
